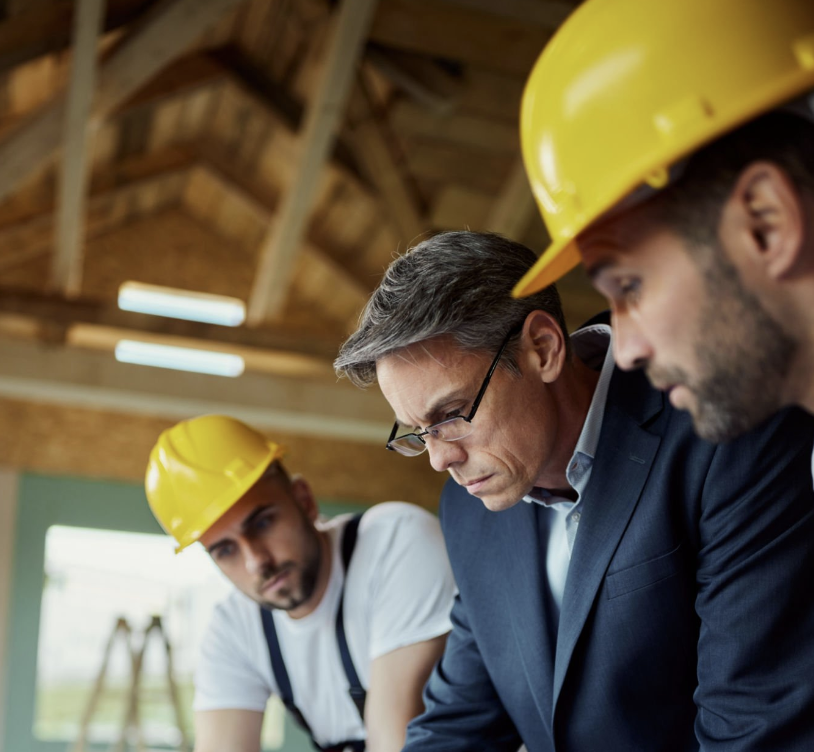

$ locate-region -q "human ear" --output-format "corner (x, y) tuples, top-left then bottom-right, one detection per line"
(291, 476), (319, 521)
(522, 310), (566, 383)
(722, 162), (805, 280)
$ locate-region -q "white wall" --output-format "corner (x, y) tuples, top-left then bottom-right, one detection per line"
(0, 468), (19, 752)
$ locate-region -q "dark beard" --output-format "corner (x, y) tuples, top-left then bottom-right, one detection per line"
(258, 527), (322, 612)
(652, 247), (796, 443)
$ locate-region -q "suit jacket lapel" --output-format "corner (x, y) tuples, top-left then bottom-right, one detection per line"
(499, 501), (556, 736)
(552, 370), (664, 709)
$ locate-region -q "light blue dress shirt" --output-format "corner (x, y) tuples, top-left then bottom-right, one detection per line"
(523, 323), (615, 616)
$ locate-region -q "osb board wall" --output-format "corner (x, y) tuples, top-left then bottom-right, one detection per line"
(0, 398), (447, 508)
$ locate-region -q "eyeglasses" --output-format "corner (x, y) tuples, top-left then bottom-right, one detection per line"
(386, 325), (521, 457)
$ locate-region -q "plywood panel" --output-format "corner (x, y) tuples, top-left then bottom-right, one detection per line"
(457, 67), (525, 122)
(391, 101), (519, 153)
(0, 398), (446, 507)
(431, 185), (492, 231)
(6, 52), (65, 115)
(369, 0), (553, 76)
(80, 206), (256, 300)
(406, 141), (512, 194)
(148, 97), (186, 151)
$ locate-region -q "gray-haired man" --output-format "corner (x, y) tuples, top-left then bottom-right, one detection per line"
(334, 231), (814, 752)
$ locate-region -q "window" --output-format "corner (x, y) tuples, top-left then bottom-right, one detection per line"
(34, 525), (285, 749)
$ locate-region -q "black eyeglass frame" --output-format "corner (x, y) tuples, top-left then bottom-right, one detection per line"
(385, 324), (523, 454)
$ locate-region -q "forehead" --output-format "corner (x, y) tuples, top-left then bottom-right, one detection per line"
(376, 338), (488, 423)
(199, 477), (289, 544)
(578, 204), (675, 275)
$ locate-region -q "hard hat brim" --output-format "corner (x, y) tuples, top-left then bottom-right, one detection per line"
(512, 237), (581, 298)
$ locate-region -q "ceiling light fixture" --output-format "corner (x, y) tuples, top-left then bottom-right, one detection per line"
(117, 282), (246, 327)
(114, 340), (245, 377)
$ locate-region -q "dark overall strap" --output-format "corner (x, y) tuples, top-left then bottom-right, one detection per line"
(336, 514), (366, 719)
(260, 607), (315, 738)
(261, 513), (366, 752)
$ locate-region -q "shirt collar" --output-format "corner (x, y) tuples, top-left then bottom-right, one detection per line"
(524, 323), (614, 506)
(570, 323), (615, 462)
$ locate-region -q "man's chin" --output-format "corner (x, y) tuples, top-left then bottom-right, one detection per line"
(477, 492), (521, 513)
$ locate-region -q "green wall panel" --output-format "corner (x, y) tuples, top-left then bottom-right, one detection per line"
(3, 472), (365, 752)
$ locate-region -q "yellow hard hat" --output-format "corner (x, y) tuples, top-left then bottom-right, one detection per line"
(145, 415), (285, 552)
(514, 0), (814, 298)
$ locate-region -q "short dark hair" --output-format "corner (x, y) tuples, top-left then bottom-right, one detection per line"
(652, 112), (814, 250)
(261, 459), (291, 488)
(334, 231), (569, 388)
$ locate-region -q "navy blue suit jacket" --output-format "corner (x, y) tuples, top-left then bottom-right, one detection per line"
(403, 365), (814, 751)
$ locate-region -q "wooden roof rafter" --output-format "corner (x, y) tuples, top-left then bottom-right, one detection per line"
(51, 0), (106, 297)
(246, 0), (380, 327)
(0, 0), (246, 233)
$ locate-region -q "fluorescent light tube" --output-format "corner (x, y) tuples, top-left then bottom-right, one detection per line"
(117, 282), (246, 326)
(115, 340), (245, 377)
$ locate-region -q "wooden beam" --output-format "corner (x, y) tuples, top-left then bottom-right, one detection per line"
(439, 0), (574, 28)
(346, 72), (426, 245)
(207, 46), (367, 187)
(0, 143), (197, 228)
(247, 0), (379, 326)
(0, 0), (245, 205)
(0, 169), (188, 273)
(184, 162), (369, 328)
(0, 0), (156, 75)
(0, 338), (393, 443)
(369, 0), (553, 76)
(93, 0), (244, 118)
(0, 141), (369, 330)
(486, 157), (535, 240)
(67, 323), (335, 379)
(390, 99), (519, 152)
(52, 0), (106, 297)
(0, 289), (342, 359)
(365, 43), (463, 115)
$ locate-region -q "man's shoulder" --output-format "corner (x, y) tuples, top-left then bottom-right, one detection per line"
(355, 501), (442, 548)
(360, 499), (438, 525)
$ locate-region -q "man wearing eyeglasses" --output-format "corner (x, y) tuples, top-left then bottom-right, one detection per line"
(334, 231), (814, 751)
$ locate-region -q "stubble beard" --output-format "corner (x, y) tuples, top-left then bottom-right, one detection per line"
(650, 246), (796, 443)
(258, 527), (322, 612)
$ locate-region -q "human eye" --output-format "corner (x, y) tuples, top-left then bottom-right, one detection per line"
(210, 542), (236, 562)
(425, 409), (465, 439)
(251, 511), (275, 533)
(614, 277), (641, 307)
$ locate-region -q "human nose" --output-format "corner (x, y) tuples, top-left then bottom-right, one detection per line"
(241, 538), (273, 576)
(611, 309), (652, 371)
(426, 437), (467, 473)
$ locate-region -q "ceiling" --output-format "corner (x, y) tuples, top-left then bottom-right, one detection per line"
(0, 0), (605, 506)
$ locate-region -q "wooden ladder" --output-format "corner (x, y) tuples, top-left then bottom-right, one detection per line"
(71, 615), (189, 752)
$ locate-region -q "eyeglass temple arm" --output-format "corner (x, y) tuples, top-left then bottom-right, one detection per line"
(466, 325), (522, 421)
(385, 420), (399, 448)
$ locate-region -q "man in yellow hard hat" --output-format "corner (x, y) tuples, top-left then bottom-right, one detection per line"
(145, 414), (455, 752)
(516, 0), (814, 464)
(335, 230), (814, 752)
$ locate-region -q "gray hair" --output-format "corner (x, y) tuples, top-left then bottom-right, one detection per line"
(334, 231), (569, 387)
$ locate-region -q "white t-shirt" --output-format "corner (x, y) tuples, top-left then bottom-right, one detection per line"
(193, 502), (455, 747)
